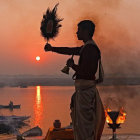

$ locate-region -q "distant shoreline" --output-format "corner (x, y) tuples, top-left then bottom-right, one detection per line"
(0, 75), (140, 88)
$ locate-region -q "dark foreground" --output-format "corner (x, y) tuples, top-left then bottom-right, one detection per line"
(1, 134), (140, 140)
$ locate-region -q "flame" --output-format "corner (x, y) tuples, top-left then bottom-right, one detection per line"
(105, 107), (126, 124)
(116, 107), (126, 124)
(105, 107), (113, 124)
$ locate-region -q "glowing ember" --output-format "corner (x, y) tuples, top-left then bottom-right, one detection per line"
(105, 107), (126, 124)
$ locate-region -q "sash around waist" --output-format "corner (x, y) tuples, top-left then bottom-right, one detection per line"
(74, 79), (96, 90)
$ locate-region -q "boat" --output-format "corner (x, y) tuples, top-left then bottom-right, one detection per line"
(0, 101), (21, 110)
(22, 126), (42, 137)
(0, 116), (30, 135)
(20, 84), (28, 88)
(0, 115), (30, 124)
(0, 105), (20, 109)
(0, 115), (30, 134)
(0, 123), (13, 134)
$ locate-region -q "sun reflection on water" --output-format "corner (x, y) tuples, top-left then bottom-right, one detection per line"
(34, 86), (43, 126)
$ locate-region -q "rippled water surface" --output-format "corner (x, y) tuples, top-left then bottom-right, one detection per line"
(0, 85), (140, 139)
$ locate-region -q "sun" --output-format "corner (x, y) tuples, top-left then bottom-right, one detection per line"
(36, 56), (40, 61)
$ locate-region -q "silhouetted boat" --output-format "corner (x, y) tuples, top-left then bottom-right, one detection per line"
(22, 126), (42, 137)
(0, 115), (30, 123)
(0, 116), (30, 134)
(0, 105), (20, 109)
(20, 85), (28, 88)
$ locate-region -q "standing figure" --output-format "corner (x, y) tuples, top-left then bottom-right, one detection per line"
(44, 20), (105, 140)
(9, 101), (13, 108)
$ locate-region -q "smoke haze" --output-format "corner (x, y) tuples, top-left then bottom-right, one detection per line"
(0, 0), (139, 76)
(64, 0), (140, 77)
(99, 85), (139, 110)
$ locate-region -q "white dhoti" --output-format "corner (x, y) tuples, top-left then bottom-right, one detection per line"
(70, 80), (105, 140)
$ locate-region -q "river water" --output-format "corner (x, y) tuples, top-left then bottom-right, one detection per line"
(0, 85), (140, 139)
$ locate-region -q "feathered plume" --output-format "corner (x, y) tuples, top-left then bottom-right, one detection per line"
(40, 3), (63, 42)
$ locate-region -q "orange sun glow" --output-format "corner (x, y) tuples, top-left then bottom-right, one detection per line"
(36, 56), (40, 61)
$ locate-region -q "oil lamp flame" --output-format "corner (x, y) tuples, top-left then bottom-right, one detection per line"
(104, 107), (126, 140)
(105, 107), (126, 124)
(116, 107), (126, 124)
(105, 108), (113, 124)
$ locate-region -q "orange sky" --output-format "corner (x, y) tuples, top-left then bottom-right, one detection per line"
(0, 0), (140, 77)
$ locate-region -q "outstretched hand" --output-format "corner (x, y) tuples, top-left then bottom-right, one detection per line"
(66, 58), (74, 67)
(44, 43), (52, 52)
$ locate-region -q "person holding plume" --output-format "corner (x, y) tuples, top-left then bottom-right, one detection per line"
(44, 20), (105, 140)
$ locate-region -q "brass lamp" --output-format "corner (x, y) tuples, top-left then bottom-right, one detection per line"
(61, 55), (74, 74)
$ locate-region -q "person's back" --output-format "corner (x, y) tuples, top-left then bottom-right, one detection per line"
(73, 43), (100, 80)
(9, 101), (13, 107)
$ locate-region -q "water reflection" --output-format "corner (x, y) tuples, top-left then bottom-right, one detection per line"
(34, 86), (43, 126)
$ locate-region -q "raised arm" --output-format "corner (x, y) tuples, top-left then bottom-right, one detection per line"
(44, 43), (81, 55)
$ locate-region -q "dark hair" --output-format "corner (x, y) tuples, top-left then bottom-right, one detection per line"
(78, 20), (95, 37)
